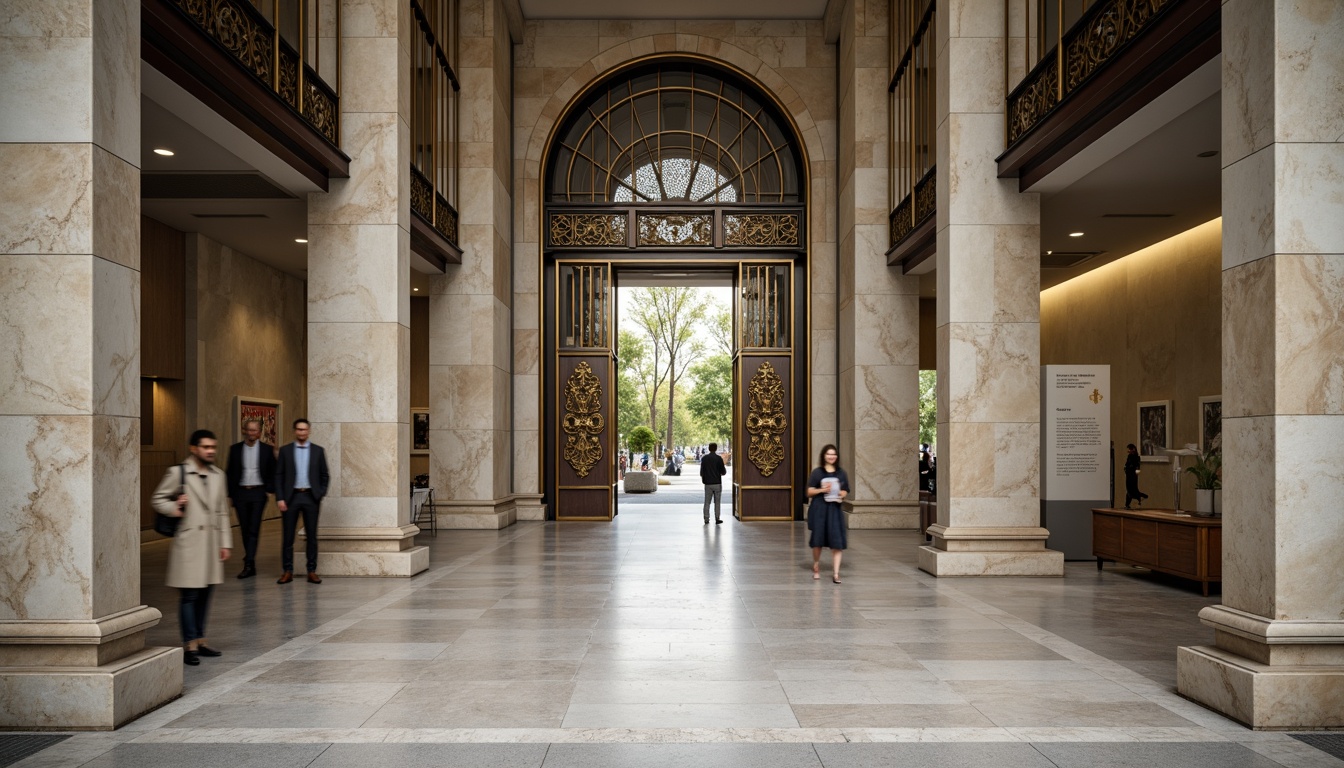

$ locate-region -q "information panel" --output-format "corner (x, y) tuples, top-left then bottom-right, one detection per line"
(1041, 365), (1110, 501)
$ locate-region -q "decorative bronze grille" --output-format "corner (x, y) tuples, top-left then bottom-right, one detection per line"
(740, 264), (790, 349)
(560, 264), (611, 349)
(409, 0), (460, 247)
(562, 361), (605, 477)
(889, 0), (936, 249)
(1007, 0), (1176, 146)
(548, 63), (802, 204)
(745, 361), (787, 476)
(724, 214), (800, 247)
(168, 0), (340, 145)
(637, 214), (713, 247)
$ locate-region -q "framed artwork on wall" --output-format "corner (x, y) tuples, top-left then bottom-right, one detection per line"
(1137, 400), (1171, 462)
(412, 408), (430, 455)
(234, 396), (282, 447)
(1199, 395), (1222, 455)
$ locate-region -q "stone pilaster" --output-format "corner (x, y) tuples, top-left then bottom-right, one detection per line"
(836, 0), (921, 529)
(1176, 0), (1344, 729)
(918, 0), (1061, 576)
(305, 0), (427, 576)
(429, 0), (518, 528)
(0, 0), (182, 727)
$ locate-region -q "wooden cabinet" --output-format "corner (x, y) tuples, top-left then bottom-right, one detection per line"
(1092, 508), (1221, 595)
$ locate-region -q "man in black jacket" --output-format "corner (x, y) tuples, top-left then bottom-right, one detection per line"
(275, 419), (330, 584)
(225, 419), (277, 579)
(699, 442), (727, 525)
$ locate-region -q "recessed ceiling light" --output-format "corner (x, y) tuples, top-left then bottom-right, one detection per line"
(1046, 250), (1053, 255)
(1068, 232), (1085, 238)
(1197, 150), (1219, 158)
(413, 287), (419, 291)
(294, 238), (308, 243)
(153, 148), (174, 156)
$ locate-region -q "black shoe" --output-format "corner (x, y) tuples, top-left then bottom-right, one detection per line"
(237, 566), (256, 579)
(715, 519), (723, 524)
(195, 645), (222, 657)
(183, 650), (200, 666)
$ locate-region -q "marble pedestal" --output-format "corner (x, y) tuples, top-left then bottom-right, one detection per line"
(0, 647), (182, 730)
(434, 499), (518, 529)
(919, 526), (1064, 576)
(844, 500), (920, 529)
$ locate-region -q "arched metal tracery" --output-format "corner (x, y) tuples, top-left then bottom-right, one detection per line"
(545, 62), (805, 251)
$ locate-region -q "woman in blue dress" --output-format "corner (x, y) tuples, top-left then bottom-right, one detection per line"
(807, 444), (849, 583)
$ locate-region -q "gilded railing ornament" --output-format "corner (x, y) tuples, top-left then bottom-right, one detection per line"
(724, 214), (800, 247)
(745, 361), (787, 477)
(550, 213), (627, 247)
(638, 214), (713, 246)
(562, 362), (605, 478)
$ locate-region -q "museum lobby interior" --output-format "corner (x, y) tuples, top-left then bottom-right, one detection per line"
(2, 0), (1342, 765)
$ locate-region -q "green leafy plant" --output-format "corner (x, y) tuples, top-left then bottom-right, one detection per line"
(1185, 448), (1222, 490)
(627, 426), (657, 454)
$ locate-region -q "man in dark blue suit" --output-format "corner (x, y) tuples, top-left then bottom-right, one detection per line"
(274, 418), (330, 584)
(226, 418), (277, 579)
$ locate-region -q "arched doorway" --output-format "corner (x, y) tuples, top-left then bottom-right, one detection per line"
(541, 58), (809, 521)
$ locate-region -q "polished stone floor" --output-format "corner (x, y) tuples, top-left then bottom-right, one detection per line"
(14, 486), (1344, 767)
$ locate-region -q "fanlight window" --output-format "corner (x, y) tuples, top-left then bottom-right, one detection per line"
(549, 63), (801, 204)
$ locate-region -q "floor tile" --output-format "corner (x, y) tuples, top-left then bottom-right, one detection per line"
(1031, 742), (1289, 767)
(309, 743), (549, 767)
(78, 744), (331, 768)
(812, 743), (1057, 767)
(540, 743), (824, 768)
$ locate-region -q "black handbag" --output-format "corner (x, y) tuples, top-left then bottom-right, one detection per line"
(154, 464), (186, 537)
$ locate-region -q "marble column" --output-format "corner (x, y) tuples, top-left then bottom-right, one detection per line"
(428, 0), (520, 528)
(918, 0), (1062, 576)
(1176, 0), (1344, 729)
(837, 0), (921, 529)
(0, 0), (182, 727)
(305, 0), (427, 576)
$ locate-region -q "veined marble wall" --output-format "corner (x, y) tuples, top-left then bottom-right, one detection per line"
(512, 19), (839, 510)
(1041, 219), (1223, 510)
(184, 232), (307, 518)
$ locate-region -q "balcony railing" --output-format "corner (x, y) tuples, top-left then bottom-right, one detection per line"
(409, 0), (461, 259)
(164, 0), (340, 147)
(890, 167), (935, 247)
(1006, 0), (1179, 146)
(888, 0), (937, 264)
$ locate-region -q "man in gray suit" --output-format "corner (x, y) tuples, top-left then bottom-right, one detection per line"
(275, 418), (330, 584)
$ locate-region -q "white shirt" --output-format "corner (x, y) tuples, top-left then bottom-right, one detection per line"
(240, 441), (262, 486)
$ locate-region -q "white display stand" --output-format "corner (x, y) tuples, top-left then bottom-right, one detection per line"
(1040, 365), (1111, 559)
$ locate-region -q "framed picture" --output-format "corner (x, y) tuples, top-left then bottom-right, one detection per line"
(1137, 400), (1171, 462)
(412, 408), (430, 455)
(234, 396), (282, 447)
(1199, 395), (1222, 455)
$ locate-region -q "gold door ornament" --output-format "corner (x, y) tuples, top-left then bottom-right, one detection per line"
(745, 361), (787, 476)
(563, 362), (605, 477)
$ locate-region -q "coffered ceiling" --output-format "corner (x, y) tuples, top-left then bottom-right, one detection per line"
(518, 0), (828, 19)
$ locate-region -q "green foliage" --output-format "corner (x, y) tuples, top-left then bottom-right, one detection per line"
(616, 330), (651, 440)
(918, 369), (937, 448)
(1185, 448), (1222, 490)
(626, 426), (657, 453)
(687, 353), (733, 442)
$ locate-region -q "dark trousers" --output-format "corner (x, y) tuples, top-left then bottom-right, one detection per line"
(281, 491), (320, 572)
(233, 488), (268, 566)
(1125, 475), (1147, 506)
(179, 585), (214, 644)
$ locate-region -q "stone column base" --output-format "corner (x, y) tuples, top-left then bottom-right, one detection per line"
(843, 500), (919, 529)
(310, 525), (429, 577)
(1177, 645), (1344, 729)
(0, 646), (182, 730)
(513, 494), (547, 521)
(435, 497), (519, 529)
(919, 525), (1063, 576)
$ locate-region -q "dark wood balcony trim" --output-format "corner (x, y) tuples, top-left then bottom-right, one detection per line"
(142, 0), (350, 191)
(996, 0), (1220, 191)
(411, 212), (462, 269)
(887, 215), (936, 272)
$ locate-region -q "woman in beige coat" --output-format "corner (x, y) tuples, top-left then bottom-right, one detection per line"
(152, 429), (232, 666)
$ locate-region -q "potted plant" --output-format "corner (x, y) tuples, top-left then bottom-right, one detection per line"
(1185, 448), (1222, 516)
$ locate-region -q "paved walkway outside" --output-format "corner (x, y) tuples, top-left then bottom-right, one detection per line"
(13, 492), (1344, 768)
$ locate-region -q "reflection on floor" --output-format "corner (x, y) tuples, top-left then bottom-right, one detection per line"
(16, 504), (1342, 767)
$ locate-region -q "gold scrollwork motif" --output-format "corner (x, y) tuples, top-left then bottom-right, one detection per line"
(550, 213), (627, 247)
(302, 81), (339, 144)
(638, 214), (713, 246)
(745, 361), (787, 477)
(562, 362), (605, 478)
(1065, 0), (1171, 91)
(724, 214), (800, 247)
(174, 0), (274, 82)
(890, 196), (914, 245)
(435, 196), (459, 245)
(1007, 57), (1059, 144)
(410, 168), (433, 222)
(913, 172), (936, 225)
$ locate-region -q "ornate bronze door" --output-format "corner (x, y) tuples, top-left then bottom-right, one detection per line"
(734, 263), (794, 520)
(555, 263), (616, 520)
